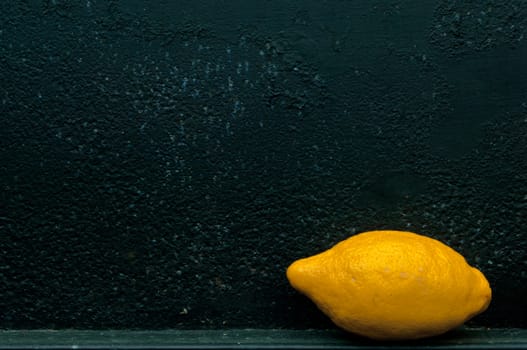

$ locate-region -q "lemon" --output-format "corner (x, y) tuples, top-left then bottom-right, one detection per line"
(286, 230), (491, 340)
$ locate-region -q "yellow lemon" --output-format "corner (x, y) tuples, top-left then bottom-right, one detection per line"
(286, 230), (491, 340)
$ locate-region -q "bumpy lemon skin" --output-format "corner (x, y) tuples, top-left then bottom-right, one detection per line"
(286, 230), (492, 340)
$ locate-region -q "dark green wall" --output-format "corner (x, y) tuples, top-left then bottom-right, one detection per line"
(1, 0), (526, 329)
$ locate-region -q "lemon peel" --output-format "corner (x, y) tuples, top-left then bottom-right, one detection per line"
(286, 230), (491, 340)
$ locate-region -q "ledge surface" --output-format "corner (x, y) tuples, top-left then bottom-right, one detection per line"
(1, 328), (527, 350)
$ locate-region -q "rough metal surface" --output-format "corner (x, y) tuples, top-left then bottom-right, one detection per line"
(0, 1), (526, 329)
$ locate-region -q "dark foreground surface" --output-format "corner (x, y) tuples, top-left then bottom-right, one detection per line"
(1, 328), (527, 350)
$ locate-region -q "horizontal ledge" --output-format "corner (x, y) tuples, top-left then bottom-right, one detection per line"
(0, 328), (527, 350)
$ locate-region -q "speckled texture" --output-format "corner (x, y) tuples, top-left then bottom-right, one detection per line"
(0, 0), (526, 329)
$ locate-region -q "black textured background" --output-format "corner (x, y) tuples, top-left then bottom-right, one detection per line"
(1, 0), (526, 329)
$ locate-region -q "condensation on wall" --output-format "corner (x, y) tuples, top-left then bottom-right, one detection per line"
(1, 0), (526, 329)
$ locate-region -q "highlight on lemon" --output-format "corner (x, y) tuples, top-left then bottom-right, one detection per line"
(286, 230), (492, 340)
